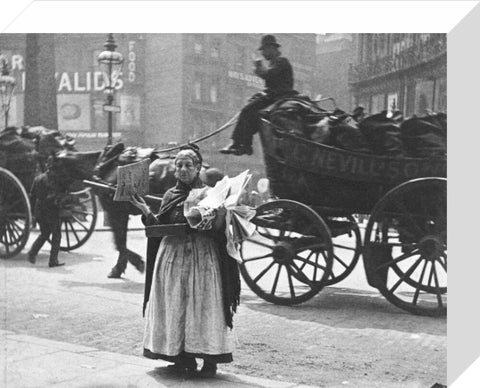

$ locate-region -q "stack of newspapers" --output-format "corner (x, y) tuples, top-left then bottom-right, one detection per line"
(185, 170), (256, 262)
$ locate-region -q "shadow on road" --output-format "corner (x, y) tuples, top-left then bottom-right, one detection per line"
(240, 286), (446, 336)
(59, 278), (144, 294)
(1, 251), (99, 273)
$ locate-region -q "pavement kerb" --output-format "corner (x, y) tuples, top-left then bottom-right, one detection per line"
(2, 330), (320, 388)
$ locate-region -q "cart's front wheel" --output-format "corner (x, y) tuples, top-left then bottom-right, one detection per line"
(0, 168), (32, 258)
(364, 178), (446, 317)
(240, 200), (333, 305)
(57, 188), (97, 251)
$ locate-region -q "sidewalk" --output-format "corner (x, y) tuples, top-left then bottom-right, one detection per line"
(1, 330), (315, 388)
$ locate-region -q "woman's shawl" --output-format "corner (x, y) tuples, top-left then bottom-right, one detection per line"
(142, 177), (241, 328)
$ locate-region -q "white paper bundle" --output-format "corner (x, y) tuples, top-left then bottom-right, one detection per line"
(183, 187), (215, 230)
(183, 170), (256, 261)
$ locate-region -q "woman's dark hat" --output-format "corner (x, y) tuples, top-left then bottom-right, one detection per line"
(258, 35), (280, 50)
(179, 143), (203, 165)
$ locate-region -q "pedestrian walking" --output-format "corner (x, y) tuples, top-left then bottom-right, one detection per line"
(27, 154), (72, 267)
(130, 145), (241, 377)
(220, 34), (297, 156)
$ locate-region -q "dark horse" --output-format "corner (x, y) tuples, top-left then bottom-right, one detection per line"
(92, 143), (224, 278)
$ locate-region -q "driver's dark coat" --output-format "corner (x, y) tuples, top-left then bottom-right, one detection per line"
(257, 56), (294, 97)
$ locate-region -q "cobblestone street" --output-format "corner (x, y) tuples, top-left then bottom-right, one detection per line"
(1, 225), (446, 387)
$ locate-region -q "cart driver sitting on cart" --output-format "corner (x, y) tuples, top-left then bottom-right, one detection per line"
(220, 35), (297, 156)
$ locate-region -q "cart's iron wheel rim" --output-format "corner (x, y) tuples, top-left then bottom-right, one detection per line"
(364, 178), (446, 317)
(0, 168), (32, 259)
(240, 199), (333, 306)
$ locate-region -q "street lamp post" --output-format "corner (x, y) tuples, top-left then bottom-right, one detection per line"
(0, 56), (16, 129)
(97, 34), (123, 146)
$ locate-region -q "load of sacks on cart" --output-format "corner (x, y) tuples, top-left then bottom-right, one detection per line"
(0, 126), (76, 163)
(265, 96), (446, 159)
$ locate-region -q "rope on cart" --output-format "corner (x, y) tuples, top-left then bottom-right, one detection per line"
(154, 112), (240, 154)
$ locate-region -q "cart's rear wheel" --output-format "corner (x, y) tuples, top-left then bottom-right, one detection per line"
(326, 216), (362, 286)
(240, 200), (333, 305)
(0, 168), (32, 258)
(56, 188), (97, 251)
(364, 178), (446, 317)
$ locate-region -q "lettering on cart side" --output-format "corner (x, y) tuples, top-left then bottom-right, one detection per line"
(309, 147), (328, 170)
(292, 143), (310, 165)
(404, 162), (420, 178)
(338, 154), (355, 175)
(369, 159), (386, 177)
(386, 159), (401, 180)
(356, 158), (370, 177)
(419, 161), (446, 177)
(325, 152), (337, 171)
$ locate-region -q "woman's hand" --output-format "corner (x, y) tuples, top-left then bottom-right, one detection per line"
(130, 193), (151, 217)
(213, 206), (227, 231)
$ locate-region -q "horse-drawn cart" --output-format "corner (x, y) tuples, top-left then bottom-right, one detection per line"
(0, 145), (98, 258)
(239, 117), (447, 317)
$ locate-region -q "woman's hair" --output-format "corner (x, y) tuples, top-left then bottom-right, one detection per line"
(175, 144), (203, 166)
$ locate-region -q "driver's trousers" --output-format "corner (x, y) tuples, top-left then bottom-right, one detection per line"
(230, 94), (277, 147)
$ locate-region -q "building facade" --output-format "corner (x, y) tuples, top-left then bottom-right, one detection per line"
(348, 33), (447, 116)
(315, 33), (355, 112)
(146, 33), (317, 177)
(0, 33), (317, 179)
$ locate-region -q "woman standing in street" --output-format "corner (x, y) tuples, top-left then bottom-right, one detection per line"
(130, 145), (240, 377)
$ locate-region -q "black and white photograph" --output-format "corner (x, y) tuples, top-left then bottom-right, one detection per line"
(0, 1), (477, 387)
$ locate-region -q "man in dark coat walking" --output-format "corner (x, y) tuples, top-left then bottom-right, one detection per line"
(27, 155), (72, 267)
(220, 35), (296, 156)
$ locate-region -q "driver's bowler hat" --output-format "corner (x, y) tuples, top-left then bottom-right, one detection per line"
(258, 35), (281, 50)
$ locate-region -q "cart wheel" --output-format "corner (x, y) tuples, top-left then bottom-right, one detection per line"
(0, 168), (32, 258)
(57, 188), (97, 251)
(326, 216), (362, 286)
(364, 178), (446, 317)
(240, 199), (333, 305)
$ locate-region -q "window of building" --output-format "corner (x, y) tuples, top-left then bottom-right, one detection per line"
(92, 49), (102, 68)
(210, 84), (218, 103)
(193, 34), (204, 55)
(194, 79), (202, 101)
(371, 93), (386, 113)
(231, 86), (244, 110)
(414, 79), (435, 115)
(387, 93), (398, 112)
(211, 38), (220, 58)
(192, 115), (203, 137)
(233, 44), (245, 71)
(435, 76), (447, 113)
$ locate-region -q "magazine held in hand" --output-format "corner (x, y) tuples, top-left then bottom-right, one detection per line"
(184, 170), (257, 262)
(113, 159), (150, 201)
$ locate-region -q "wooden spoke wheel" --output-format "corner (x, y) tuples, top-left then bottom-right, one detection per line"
(240, 200), (333, 305)
(55, 188), (97, 251)
(0, 168), (32, 258)
(326, 216), (362, 286)
(364, 178), (446, 317)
